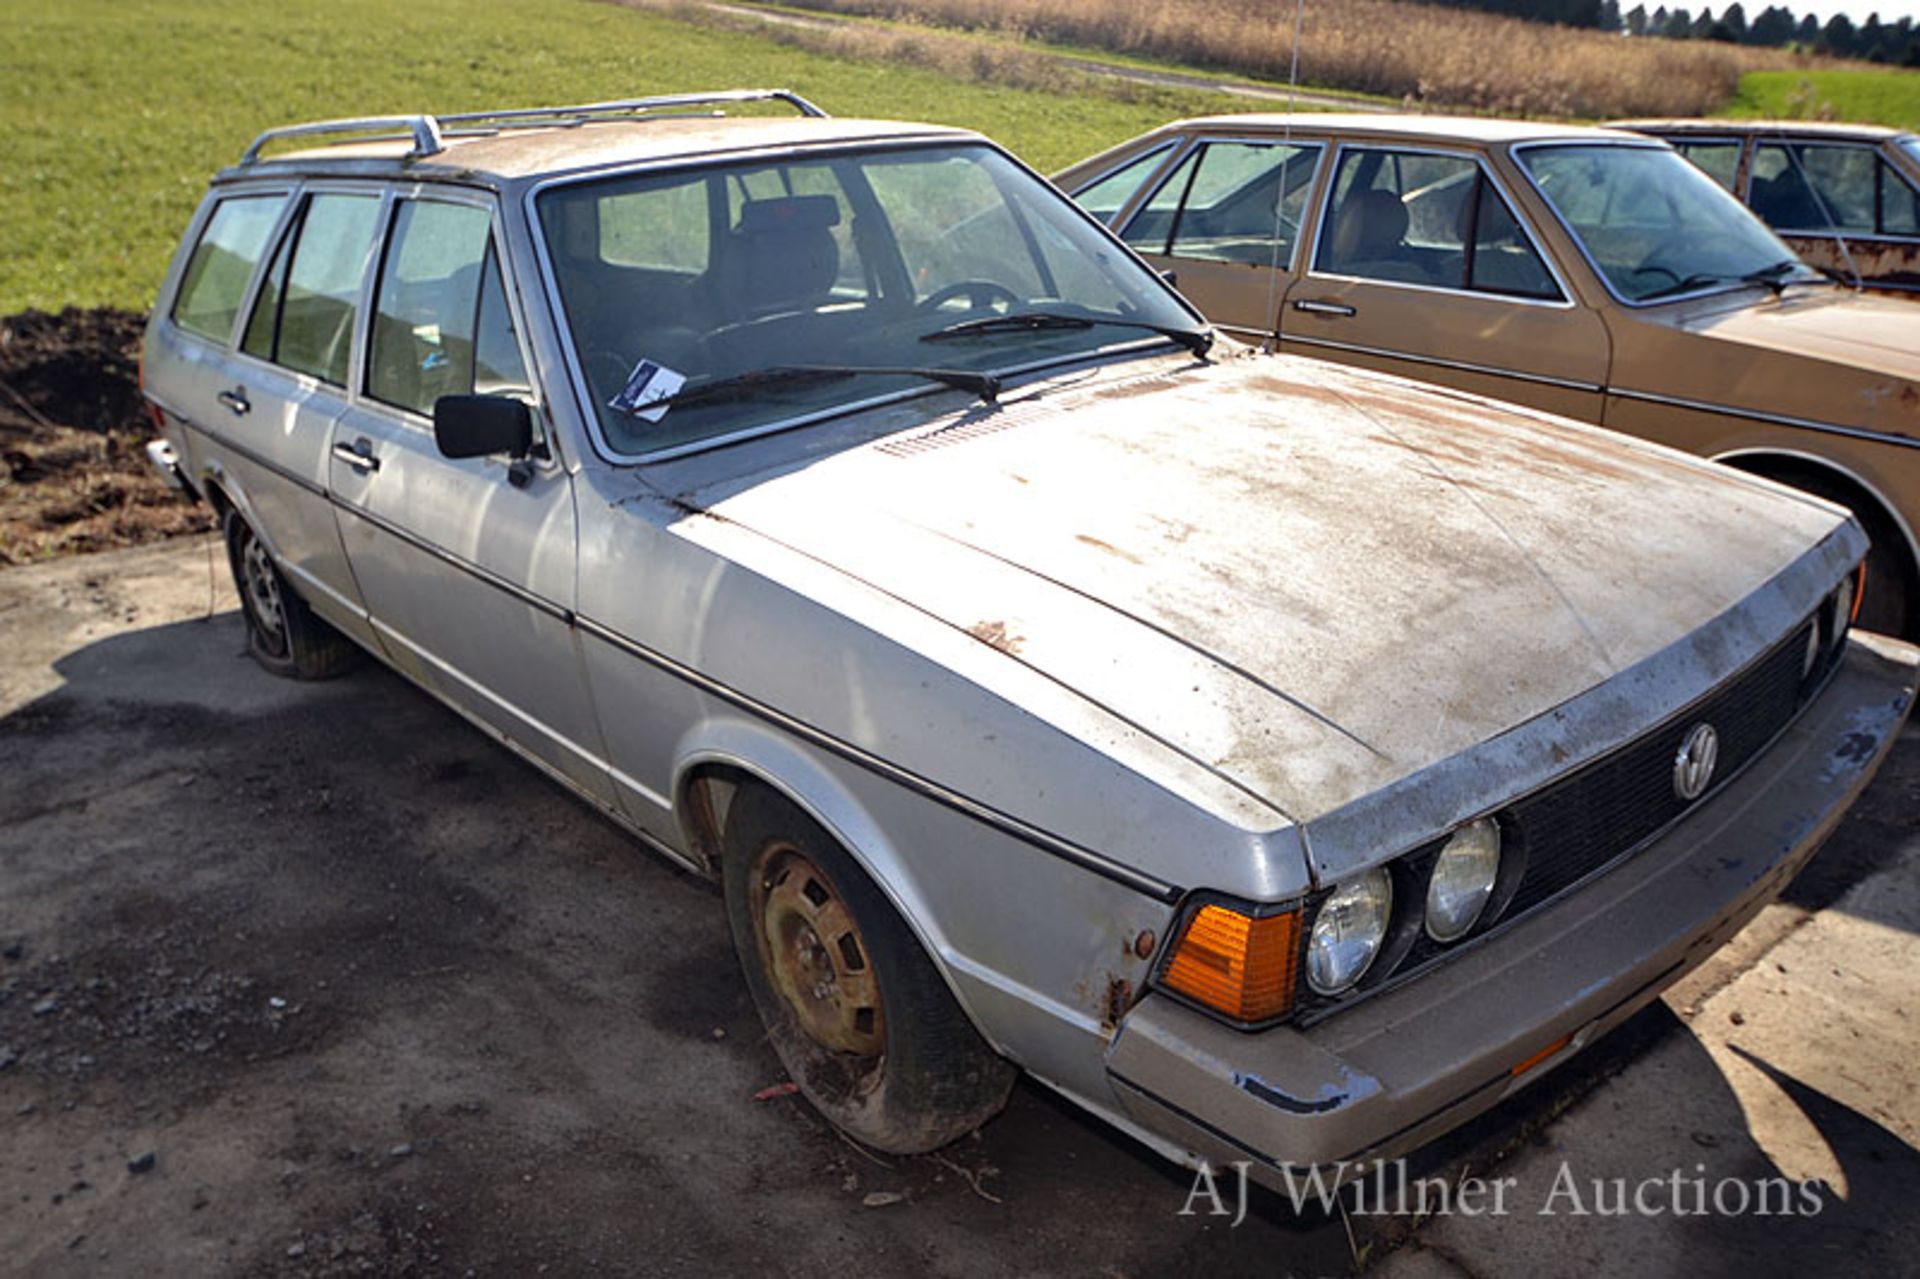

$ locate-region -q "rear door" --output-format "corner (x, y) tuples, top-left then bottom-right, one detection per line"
(207, 185), (385, 647)
(1279, 144), (1610, 423)
(327, 191), (614, 806)
(1112, 135), (1327, 339)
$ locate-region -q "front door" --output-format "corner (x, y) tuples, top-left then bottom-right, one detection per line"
(1280, 145), (1611, 423)
(1116, 137), (1328, 340)
(327, 193), (616, 807)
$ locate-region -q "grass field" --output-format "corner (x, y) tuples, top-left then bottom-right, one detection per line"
(0, 0), (1224, 315)
(1727, 69), (1920, 130)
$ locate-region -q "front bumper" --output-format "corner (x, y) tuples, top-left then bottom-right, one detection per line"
(1105, 632), (1918, 1192)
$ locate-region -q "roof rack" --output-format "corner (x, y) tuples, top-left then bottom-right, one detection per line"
(236, 88), (828, 167)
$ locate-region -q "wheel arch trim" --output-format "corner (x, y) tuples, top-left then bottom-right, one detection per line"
(1713, 445), (1920, 590)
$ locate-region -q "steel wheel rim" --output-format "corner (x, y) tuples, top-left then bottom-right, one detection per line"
(754, 843), (885, 1061)
(241, 536), (289, 655)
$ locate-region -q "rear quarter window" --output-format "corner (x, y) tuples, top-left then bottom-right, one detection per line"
(170, 195), (286, 344)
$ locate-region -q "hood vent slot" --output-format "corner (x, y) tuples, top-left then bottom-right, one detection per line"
(879, 404), (1059, 456)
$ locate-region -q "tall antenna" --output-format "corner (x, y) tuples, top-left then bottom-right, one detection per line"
(1262, 0), (1307, 353)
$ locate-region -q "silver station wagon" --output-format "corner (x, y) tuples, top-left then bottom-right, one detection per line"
(142, 91), (1918, 1190)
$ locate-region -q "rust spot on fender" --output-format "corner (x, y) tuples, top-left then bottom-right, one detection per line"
(1102, 976), (1136, 1033)
(967, 619), (1024, 655)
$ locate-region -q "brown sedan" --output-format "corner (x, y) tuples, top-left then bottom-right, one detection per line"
(1058, 114), (1920, 637)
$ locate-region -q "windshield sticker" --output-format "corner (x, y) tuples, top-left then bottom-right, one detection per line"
(609, 359), (686, 422)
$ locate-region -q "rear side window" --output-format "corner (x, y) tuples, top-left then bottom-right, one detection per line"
(1074, 143), (1174, 226)
(241, 192), (382, 385)
(1134, 141), (1322, 268)
(367, 200), (530, 416)
(171, 195), (286, 344)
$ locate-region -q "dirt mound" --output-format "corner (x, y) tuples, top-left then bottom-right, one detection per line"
(0, 307), (213, 565)
(0, 307), (147, 435)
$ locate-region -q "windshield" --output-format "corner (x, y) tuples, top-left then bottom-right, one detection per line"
(537, 142), (1203, 455)
(1517, 144), (1812, 303)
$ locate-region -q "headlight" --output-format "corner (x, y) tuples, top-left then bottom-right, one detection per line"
(1831, 575), (1855, 645)
(1306, 869), (1392, 995)
(1425, 818), (1501, 942)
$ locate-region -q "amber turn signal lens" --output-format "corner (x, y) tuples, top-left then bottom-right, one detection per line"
(1161, 903), (1301, 1023)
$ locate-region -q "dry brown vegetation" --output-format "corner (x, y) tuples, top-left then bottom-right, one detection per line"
(761, 0), (1818, 118)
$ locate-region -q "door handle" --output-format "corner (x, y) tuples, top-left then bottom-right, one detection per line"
(331, 438), (381, 474)
(1292, 299), (1357, 318)
(216, 387), (251, 415)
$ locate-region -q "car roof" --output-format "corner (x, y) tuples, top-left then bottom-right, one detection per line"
(1152, 112), (1637, 146)
(223, 115), (976, 186)
(1612, 117), (1908, 142)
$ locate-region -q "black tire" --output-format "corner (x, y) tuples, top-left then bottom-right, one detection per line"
(222, 508), (360, 680)
(721, 786), (1016, 1154)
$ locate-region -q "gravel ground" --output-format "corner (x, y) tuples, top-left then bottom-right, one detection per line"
(1, 538), (1914, 1276)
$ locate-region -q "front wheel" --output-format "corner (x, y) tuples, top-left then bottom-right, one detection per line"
(722, 787), (1015, 1154)
(223, 508), (360, 680)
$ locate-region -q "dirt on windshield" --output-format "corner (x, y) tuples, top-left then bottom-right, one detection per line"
(0, 308), (213, 566)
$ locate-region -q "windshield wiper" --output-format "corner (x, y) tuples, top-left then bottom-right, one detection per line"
(1741, 259), (1817, 295)
(630, 363), (999, 415)
(1637, 272), (1733, 302)
(920, 310), (1213, 359)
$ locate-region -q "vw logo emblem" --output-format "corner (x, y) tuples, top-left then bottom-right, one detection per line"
(1673, 723), (1720, 801)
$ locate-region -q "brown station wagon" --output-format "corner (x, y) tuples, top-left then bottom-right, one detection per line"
(1058, 115), (1920, 639)
(1614, 119), (1920, 297)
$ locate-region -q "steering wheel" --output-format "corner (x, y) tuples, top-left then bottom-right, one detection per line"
(916, 279), (1021, 316)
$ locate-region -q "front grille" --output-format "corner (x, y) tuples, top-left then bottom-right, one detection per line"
(1289, 612), (1837, 1025)
(1502, 617), (1820, 915)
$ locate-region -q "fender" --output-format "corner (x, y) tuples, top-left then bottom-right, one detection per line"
(668, 713), (1012, 1053)
(1713, 445), (1920, 589)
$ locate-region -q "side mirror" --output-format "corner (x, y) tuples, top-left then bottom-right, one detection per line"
(1158, 268), (1179, 290)
(434, 395), (532, 461)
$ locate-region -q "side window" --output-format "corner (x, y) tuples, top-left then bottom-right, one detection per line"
(1675, 141), (1741, 192)
(1119, 147), (1201, 255)
(1318, 150), (1558, 299)
(1751, 143), (1878, 232)
(1879, 157), (1920, 235)
(171, 195), (286, 344)
(1795, 145), (1877, 232)
(368, 200), (529, 417)
(1074, 144), (1175, 226)
(1469, 182), (1560, 299)
(1163, 142), (1323, 267)
(240, 192), (382, 385)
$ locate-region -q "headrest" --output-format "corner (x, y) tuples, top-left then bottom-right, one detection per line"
(735, 195), (841, 236)
(1332, 188), (1409, 262)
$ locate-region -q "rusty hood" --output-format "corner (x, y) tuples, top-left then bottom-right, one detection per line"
(1629, 288), (1920, 439)
(671, 355), (1849, 829)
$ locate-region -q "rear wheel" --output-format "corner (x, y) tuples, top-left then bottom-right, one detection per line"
(722, 787), (1015, 1154)
(223, 508), (360, 680)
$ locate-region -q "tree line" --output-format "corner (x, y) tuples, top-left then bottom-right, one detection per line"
(1425, 0), (1920, 64)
